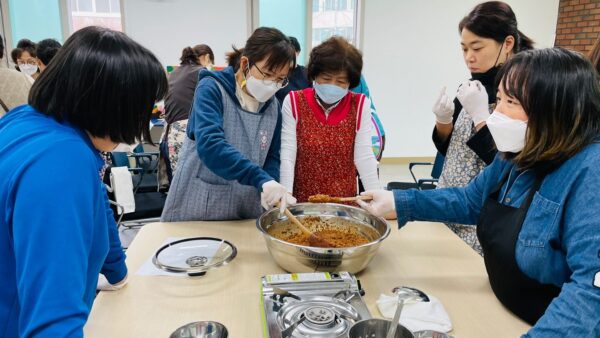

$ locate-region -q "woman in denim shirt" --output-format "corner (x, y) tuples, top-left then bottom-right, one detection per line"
(359, 48), (600, 337)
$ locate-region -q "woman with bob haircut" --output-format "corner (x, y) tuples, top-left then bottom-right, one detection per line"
(360, 48), (600, 337)
(161, 27), (296, 221)
(0, 26), (167, 337)
(280, 36), (380, 203)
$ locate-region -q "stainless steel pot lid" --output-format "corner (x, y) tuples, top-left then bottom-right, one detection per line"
(152, 237), (237, 276)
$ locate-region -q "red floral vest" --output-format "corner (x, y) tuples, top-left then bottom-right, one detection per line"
(290, 88), (366, 202)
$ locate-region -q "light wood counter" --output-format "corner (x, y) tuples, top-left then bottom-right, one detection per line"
(84, 220), (530, 337)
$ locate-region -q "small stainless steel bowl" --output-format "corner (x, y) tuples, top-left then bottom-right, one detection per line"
(348, 318), (414, 338)
(256, 203), (390, 274)
(169, 321), (228, 338)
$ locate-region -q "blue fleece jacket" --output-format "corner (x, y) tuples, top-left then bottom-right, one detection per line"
(0, 105), (127, 338)
(186, 67), (281, 189)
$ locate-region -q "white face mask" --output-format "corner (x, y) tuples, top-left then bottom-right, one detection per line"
(313, 81), (348, 104)
(113, 142), (139, 153)
(486, 111), (528, 153)
(244, 64), (282, 102)
(20, 64), (38, 77)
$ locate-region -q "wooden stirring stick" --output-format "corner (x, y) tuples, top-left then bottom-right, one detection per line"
(280, 206), (334, 248)
(308, 194), (373, 203)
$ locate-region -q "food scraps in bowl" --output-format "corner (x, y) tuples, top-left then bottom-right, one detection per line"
(266, 216), (380, 248)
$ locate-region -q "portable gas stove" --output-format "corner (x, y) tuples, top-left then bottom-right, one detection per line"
(260, 272), (371, 338)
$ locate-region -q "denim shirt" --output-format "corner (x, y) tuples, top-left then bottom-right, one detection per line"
(394, 144), (600, 338)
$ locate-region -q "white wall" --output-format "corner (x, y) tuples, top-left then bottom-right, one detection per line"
(122, 0), (251, 66)
(362, 0), (560, 158)
(121, 0), (559, 158)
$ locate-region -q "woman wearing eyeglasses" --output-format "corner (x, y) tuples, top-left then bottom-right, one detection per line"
(161, 27), (296, 221)
(279, 37), (381, 203)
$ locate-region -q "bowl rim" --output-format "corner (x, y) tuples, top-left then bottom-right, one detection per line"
(255, 202), (391, 250)
(169, 320), (228, 337)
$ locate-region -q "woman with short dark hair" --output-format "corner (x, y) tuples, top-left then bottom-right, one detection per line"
(35, 38), (62, 71)
(275, 36), (311, 104)
(0, 26), (167, 337)
(360, 48), (600, 337)
(280, 36), (381, 203)
(161, 27), (296, 221)
(15, 39), (39, 79)
(431, 1), (533, 254)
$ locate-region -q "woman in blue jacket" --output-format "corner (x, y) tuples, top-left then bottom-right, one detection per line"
(359, 48), (600, 337)
(161, 27), (297, 221)
(0, 27), (167, 337)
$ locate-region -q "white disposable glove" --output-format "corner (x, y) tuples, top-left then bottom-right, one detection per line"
(432, 86), (455, 124)
(261, 180), (296, 214)
(456, 80), (490, 126)
(97, 274), (128, 291)
(356, 190), (396, 218)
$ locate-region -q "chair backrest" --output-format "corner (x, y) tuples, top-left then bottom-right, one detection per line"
(430, 152), (445, 179)
(110, 152), (129, 167)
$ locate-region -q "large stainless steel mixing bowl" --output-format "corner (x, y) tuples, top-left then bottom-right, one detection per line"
(256, 203), (390, 274)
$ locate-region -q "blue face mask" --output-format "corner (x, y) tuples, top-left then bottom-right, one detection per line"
(313, 81), (348, 104)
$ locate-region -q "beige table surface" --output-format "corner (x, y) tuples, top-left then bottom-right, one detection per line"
(84, 220), (530, 338)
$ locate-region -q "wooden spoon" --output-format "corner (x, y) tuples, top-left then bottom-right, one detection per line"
(308, 194), (374, 203)
(281, 207), (334, 248)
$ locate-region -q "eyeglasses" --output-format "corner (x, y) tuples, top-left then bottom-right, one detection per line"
(252, 64), (289, 88)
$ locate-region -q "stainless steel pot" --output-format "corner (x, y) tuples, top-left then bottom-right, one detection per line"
(256, 203), (390, 274)
(169, 321), (228, 338)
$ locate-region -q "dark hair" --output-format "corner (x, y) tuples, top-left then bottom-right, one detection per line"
(29, 26), (168, 144)
(180, 47), (199, 65)
(16, 38), (37, 57)
(497, 48), (600, 171)
(194, 44), (214, 63)
(11, 48), (22, 63)
(307, 36), (362, 88)
(11, 48), (22, 70)
(590, 35), (600, 75)
(459, 1), (533, 53)
(179, 44), (214, 65)
(289, 36), (301, 53)
(36, 39), (62, 66)
(0, 33), (4, 59)
(226, 27), (296, 72)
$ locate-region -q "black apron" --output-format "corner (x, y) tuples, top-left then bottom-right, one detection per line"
(477, 170), (561, 325)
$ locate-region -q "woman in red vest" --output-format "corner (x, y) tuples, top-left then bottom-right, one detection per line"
(280, 37), (380, 202)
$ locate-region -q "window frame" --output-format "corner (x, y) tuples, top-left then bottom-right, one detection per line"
(250, 0), (364, 63)
(306, 0), (364, 52)
(0, 0), (13, 61)
(60, 0), (126, 37)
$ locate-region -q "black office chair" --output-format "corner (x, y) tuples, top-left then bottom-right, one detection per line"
(386, 152), (445, 191)
(103, 154), (167, 230)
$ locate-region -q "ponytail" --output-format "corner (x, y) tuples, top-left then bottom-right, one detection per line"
(226, 45), (244, 72)
(516, 29), (534, 52)
(179, 46), (200, 65)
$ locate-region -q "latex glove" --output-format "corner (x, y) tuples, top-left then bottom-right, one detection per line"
(356, 190), (396, 218)
(97, 274), (128, 291)
(432, 86), (455, 124)
(261, 180), (295, 214)
(456, 80), (490, 126)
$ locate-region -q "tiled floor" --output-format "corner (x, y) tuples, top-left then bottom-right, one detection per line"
(118, 162), (432, 248)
